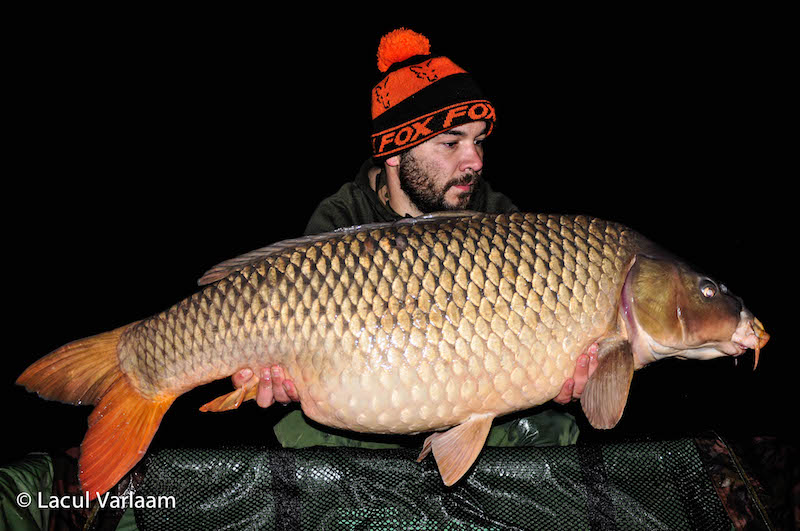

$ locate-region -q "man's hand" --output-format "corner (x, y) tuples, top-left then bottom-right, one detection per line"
(552, 343), (599, 404)
(231, 366), (300, 408)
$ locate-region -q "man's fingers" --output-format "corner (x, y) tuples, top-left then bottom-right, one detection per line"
(587, 349), (599, 376)
(571, 354), (591, 398)
(270, 366), (291, 403)
(231, 368), (253, 388)
(256, 369), (275, 408)
(283, 379), (300, 402)
(554, 342), (600, 405)
(553, 378), (574, 405)
(231, 365), (301, 408)
(571, 343), (599, 400)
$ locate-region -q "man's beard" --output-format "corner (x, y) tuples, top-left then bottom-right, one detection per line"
(398, 151), (481, 213)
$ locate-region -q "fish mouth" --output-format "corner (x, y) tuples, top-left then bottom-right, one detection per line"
(730, 316), (770, 369)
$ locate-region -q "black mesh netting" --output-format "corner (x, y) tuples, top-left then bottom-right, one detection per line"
(132, 438), (732, 530)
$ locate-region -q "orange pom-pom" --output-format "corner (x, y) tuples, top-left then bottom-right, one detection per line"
(377, 28), (431, 73)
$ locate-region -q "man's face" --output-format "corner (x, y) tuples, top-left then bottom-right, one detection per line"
(397, 121), (487, 213)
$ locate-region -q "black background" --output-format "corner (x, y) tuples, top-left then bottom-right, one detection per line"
(4, 13), (793, 465)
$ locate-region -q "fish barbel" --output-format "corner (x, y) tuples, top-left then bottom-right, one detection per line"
(17, 212), (769, 498)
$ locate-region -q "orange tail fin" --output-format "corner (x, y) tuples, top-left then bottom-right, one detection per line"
(16, 324), (175, 500)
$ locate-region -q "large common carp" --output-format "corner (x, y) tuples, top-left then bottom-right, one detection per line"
(17, 212), (769, 499)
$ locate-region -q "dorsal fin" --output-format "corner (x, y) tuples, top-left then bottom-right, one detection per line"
(197, 210), (482, 285)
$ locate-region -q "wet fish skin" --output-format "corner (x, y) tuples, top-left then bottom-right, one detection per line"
(17, 211), (768, 497)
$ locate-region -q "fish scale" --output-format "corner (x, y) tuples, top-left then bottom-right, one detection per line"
(116, 213), (635, 433)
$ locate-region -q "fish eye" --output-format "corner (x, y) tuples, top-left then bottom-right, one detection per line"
(699, 279), (717, 298)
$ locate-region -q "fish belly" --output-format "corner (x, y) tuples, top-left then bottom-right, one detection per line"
(119, 213), (636, 434)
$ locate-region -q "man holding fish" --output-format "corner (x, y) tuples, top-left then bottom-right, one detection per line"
(232, 27), (597, 446)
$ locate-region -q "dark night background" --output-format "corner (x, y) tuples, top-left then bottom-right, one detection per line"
(3, 11), (793, 489)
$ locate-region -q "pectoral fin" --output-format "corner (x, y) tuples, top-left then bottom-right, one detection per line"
(416, 413), (494, 486)
(580, 339), (635, 429)
(199, 378), (259, 412)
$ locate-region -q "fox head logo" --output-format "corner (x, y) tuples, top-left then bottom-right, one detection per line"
(374, 78), (391, 111)
(409, 60), (439, 83)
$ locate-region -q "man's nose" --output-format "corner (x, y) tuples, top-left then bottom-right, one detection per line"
(460, 144), (483, 173)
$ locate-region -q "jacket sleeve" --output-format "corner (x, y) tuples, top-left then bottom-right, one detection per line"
(303, 185), (362, 236)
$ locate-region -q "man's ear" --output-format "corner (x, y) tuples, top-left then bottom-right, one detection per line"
(385, 155), (401, 167)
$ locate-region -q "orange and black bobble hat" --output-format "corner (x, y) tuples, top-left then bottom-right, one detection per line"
(370, 28), (496, 160)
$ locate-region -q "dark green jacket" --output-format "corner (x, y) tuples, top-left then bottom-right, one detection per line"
(304, 159), (518, 235)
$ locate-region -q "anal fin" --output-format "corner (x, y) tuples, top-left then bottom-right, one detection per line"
(580, 338), (635, 429)
(416, 413), (494, 486)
